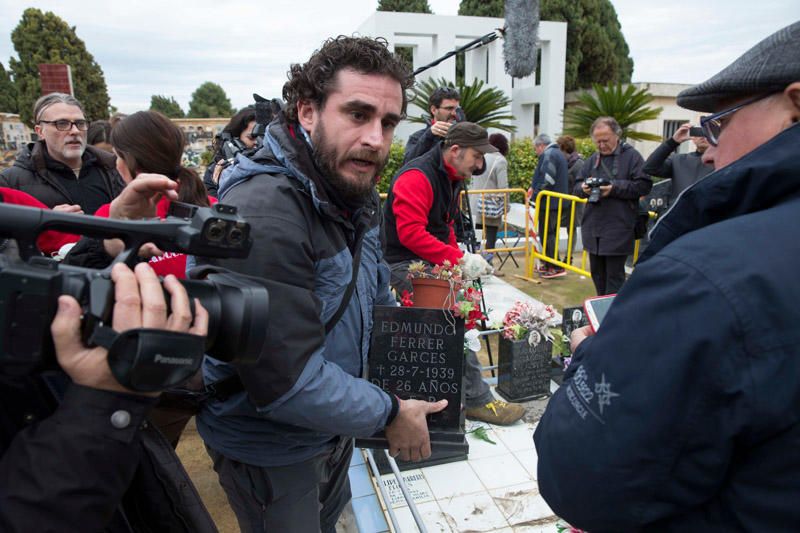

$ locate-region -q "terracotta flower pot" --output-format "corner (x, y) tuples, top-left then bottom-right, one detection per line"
(410, 278), (457, 309)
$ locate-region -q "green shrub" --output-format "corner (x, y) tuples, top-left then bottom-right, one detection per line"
(377, 140), (406, 194)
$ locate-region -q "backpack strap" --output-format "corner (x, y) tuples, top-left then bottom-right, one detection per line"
(204, 216), (370, 403)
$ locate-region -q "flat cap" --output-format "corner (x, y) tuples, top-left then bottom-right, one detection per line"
(677, 20), (800, 112)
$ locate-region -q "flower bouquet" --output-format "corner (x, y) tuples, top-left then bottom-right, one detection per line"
(502, 300), (557, 347)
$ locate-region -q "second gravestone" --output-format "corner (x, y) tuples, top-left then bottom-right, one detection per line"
(356, 305), (467, 454)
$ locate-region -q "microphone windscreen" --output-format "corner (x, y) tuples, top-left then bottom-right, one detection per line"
(503, 0), (539, 78)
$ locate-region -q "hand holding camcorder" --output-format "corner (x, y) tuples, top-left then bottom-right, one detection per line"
(585, 176), (612, 203)
(0, 202), (271, 392)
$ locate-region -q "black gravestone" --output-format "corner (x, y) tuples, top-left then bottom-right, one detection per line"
(356, 306), (467, 455)
(496, 337), (552, 401)
(562, 306), (589, 341)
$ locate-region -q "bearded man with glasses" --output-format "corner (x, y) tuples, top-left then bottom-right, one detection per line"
(0, 93), (124, 215)
(534, 21), (800, 531)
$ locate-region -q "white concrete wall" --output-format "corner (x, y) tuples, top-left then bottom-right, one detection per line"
(356, 12), (567, 142)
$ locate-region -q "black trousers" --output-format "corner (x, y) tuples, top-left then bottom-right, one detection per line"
(588, 253), (627, 295)
(206, 438), (353, 533)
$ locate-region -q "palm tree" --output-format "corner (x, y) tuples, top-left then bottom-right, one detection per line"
(409, 77), (516, 133)
(563, 83), (663, 141)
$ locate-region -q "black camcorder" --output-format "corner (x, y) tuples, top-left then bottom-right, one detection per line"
(585, 176), (612, 203)
(0, 202), (271, 392)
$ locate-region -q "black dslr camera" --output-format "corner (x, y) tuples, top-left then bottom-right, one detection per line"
(585, 176), (612, 203)
(0, 202), (271, 392)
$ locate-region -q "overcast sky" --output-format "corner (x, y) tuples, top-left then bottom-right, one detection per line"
(0, 0), (798, 114)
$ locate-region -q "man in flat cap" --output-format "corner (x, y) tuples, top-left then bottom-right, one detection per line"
(384, 122), (526, 426)
(534, 21), (800, 531)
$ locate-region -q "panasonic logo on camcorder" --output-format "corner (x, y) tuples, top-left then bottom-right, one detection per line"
(154, 354), (194, 365)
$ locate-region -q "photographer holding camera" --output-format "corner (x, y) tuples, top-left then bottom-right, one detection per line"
(203, 106), (257, 197)
(403, 86), (462, 164)
(0, 261), (212, 531)
(573, 117), (652, 295)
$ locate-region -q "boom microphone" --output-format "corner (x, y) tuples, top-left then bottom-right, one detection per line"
(503, 0), (539, 78)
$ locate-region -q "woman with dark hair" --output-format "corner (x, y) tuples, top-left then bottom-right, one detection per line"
(95, 110), (214, 280)
(469, 132), (509, 264)
(203, 106), (257, 196)
(87, 120), (113, 152)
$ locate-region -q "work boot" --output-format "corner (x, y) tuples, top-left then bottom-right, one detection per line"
(466, 400), (525, 426)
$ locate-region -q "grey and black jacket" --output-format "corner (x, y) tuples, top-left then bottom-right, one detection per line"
(0, 141), (124, 214)
(196, 115), (396, 467)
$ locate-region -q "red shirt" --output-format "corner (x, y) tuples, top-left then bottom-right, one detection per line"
(0, 187), (80, 256)
(94, 195), (217, 279)
(391, 158), (464, 265)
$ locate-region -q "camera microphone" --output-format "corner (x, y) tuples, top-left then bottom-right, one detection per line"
(503, 0), (539, 78)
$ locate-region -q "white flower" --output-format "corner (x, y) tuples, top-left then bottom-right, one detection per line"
(464, 329), (482, 352)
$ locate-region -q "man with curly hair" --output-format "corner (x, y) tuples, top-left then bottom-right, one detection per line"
(195, 36), (448, 532)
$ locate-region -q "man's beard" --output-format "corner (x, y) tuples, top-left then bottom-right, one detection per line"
(311, 121), (388, 204)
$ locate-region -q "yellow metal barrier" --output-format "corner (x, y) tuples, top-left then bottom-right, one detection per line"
(529, 190), (590, 278)
(460, 188), (532, 275)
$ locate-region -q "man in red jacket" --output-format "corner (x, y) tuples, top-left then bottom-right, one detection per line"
(384, 122), (525, 426)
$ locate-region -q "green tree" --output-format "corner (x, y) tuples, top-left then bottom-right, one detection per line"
(458, 0), (633, 91)
(0, 62), (18, 113)
(150, 95), (185, 118)
(409, 77), (516, 132)
(377, 0), (432, 13)
(9, 8), (110, 126)
(562, 83), (663, 141)
(187, 82), (234, 118)
(458, 0), (503, 17)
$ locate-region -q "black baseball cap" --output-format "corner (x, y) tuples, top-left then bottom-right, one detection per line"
(444, 122), (499, 154)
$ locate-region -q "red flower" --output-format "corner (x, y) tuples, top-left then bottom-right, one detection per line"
(400, 290), (414, 307)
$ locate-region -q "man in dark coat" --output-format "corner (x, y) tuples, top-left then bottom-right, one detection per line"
(643, 122), (714, 204)
(0, 93), (124, 214)
(572, 117), (652, 295)
(535, 20), (800, 531)
(529, 133), (569, 278)
(402, 86), (460, 164)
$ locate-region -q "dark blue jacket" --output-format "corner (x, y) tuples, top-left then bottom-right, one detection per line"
(530, 143), (569, 205)
(534, 123), (800, 531)
(197, 115), (396, 467)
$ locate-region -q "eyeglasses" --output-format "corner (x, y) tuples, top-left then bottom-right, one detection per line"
(38, 119), (89, 131)
(699, 92), (776, 146)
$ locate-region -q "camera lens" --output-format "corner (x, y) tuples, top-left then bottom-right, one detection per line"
(204, 220), (226, 242)
(227, 224), (246, 246)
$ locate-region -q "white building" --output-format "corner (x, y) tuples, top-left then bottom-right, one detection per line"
(356, 12), (567, 141)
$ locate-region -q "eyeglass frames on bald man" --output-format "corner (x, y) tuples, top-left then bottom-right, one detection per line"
(38, 119), (89, 131)
(699, 92), (777, 146)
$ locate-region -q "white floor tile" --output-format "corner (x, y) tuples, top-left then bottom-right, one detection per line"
(469, 454), (534, 490)
(466, 425), (509, 459)
(422, 461), (486, 500)
(379, 469), (434, 508)
(492, 423), (536, 452)
(489, 483), (555, 526)
(512, 522), (560, 533)
(392, 501), (453, 532)
(438, 492), (509, 532)
(512, 450), (538, 480)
